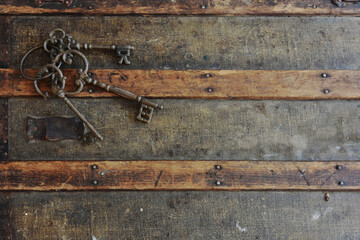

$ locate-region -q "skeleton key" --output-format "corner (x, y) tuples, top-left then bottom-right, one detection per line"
(43, 29), (134, 65)
(77, 70), (163, 123)
(79, 44), (134, 65)
(36, 64), (104, 141)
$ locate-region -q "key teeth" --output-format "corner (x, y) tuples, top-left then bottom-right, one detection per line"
(137, 104), (154, 123)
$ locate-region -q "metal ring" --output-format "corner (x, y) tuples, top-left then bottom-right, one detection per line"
(49, 29), (66, 39)
(20, 46), (62, 81)
(34, 64), (65, 98)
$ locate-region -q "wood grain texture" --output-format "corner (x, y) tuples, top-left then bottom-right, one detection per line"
(0, 160), (358, 191)
(0, 17), (10, 68)
(2, 191), (360, 239)
(1, 0), (360, 15)
(2, 69), (360, 99)
(0, 99), (8, 161)
(11, 16), (360, 70)
(8, 98), (360, 160)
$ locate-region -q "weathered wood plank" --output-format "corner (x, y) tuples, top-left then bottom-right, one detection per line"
(0, 99), (8, 161)
(2, 191), (360, 239)
(2, 69), (360, 99)
(8, 98), (360, 160)
(1, 0), (360, 15)
(0, 193), (11, 240)
(11, 16), (360, 70)
(0, 17), (10, 68)
(0, 160), (357, 191)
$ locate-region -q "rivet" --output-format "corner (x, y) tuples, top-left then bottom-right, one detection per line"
(215, 165), (222, 170)
(206, 87), (214, 93)
(321, 73), (328, 78)
(324, 193), (330, 202)
(338, 181), (344, 186)
(4, 152), (8, 156)
(91, 164), (98, 169)
(3, 140), (7, 144)
(93, 180), (98, 185)
(215, 180), (221, 186)
(323, 89), (330, 94)
(336, 165), (343, 170)
(200, 5), (206, 9)
(89, 89), (93, 93)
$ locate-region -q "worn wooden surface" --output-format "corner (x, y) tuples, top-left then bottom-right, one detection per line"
(8, 98), (360, 160)
(3, 69), (360, 99)
(0, 17), (10, 68)
(1, 191), (360, 239)
(0, 161), (358, 191)
(1, 0), (360, 15)
(11, 16), (360, 70)
(0, 99), (8, 161)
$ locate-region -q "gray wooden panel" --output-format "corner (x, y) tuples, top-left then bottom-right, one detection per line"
(2, 191), (360, 240)
(8, 98), (360, 160)
(11, 16), (360, 70)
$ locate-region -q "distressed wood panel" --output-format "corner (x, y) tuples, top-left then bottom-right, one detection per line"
(0, 161), (357, 191)
(2, 191), (360, 239)
(0, 17), (10, 68)
(2, 69), (360, 99)
(0, 99), (8, 161)
(8, 98), (360, 160)
(1, 0), (360, 15)
(11, 16), (360, 70)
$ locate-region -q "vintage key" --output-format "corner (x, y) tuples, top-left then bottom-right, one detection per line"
(36, 64), (104, 141)
(77, 70), (163, 123)
(79, 43), (134, 65)
(43, 29), (135, 65)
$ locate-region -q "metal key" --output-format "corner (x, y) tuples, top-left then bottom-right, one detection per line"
(77, 70), (163, 123)
(36, 64), (104, 141)
(78, 43), (134, 65)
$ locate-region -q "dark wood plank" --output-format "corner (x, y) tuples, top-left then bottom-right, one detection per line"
(11, 16), (360, 70)
(1, 0), (360, 15)
(0, 161), (357, 191)
(0, 17), (10, 68)
(2, 69), (360, 99)
(0, 99), (8, 161)
(2, 191), (360, 239)
(8, 98), (360, 160)
(0, 193), (11, 240)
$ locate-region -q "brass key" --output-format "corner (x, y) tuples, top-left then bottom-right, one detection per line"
(77, 70), (163, 123)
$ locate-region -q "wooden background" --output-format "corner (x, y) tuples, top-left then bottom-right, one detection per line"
(1, 0), (360, 239)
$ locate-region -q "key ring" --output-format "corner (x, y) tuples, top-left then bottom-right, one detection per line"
(20, 46), (62, 81)
(34, 63), (66, 99)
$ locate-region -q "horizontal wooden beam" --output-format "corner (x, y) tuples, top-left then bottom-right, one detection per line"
(1, 0), (360, 15)
(2, 69), (360, 99)
(0, 161), (358, 191)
